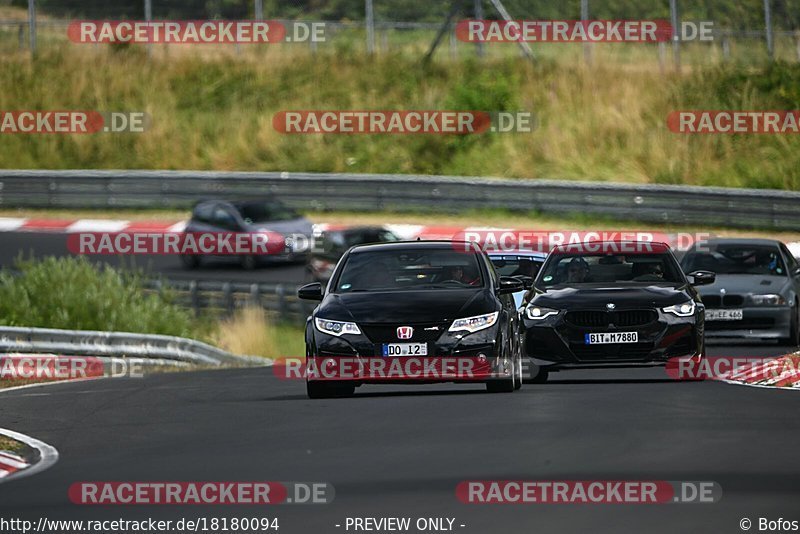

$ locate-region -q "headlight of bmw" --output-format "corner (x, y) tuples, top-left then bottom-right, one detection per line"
(525, 306), (560, 320)
(315, 318), (361, 336)
(662, 300), (696, 317)
(448, 312), (499, 333)
(748, 294), (786, 306)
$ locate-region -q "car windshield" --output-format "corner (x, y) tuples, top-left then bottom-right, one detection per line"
(334, 249), (484, 292)
(681, 245), (787, 276)
(490, 255), (543, 278)
(538, 253), (683, 286)
(236, 201), (300, 223)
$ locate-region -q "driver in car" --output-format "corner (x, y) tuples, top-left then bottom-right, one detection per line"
(566, 257), (591, 283)
(447, 265), (480, 286)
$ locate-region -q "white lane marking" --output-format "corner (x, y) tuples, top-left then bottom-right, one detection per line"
(167, 221), (187, 232)
(0, 217), (28, 231)
(787, 242), (800, 259)
(0, 377), (99, 396)
(0, 468), (11, 477)
(0, 428), (59, 483)
(67, 219), (130, 233)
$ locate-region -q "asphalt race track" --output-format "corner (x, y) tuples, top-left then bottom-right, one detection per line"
(0, 232), (309, 283)
(1, 344), (798, 534)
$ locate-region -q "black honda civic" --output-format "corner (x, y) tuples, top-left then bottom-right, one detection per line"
(521, 241), (715, 382)
(297, 241), (524, 398)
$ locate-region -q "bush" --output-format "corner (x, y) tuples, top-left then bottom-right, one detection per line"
(0, 256), (195, 337)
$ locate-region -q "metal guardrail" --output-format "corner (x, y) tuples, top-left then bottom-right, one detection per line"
(144, 279), (314, 322)
(0, 325), (267, 366)
(2, 169), (800, 230)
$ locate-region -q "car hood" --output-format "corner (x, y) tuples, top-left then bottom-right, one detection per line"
(697, 274), (790, 296)
(246, 217), (313, 235)
(317, 289), (492, 324)
(532, 284), (690, 309)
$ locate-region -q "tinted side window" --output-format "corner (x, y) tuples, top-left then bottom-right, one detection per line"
(192, 203), (215, 224)
(211, 207), (239, 230)
(780, 243), (799, 271)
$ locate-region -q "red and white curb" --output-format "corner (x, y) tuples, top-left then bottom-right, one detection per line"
(0, 217), (185, 233)
(0, 427), (59, 483)
(719, 353), (800, 390)
(1, 216), (799, 254)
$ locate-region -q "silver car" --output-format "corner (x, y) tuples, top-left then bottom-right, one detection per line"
(680, 238), (800, 345)
(181, 199), (313, 269)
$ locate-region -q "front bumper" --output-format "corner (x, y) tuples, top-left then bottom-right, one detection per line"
(704, 306), (792, 339)
(523, 311), (702, 370)
(307, 323), (512, 384)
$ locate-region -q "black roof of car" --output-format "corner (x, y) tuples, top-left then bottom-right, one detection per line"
(701, 238), (782, 247)
(349, 240), (482, 253)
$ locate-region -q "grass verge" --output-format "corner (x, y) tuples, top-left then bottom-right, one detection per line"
(0, 50), (799, 189)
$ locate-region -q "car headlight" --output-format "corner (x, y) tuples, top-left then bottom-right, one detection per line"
(315, 318), (361, 336)
(525, 306), (559, 320)
(448, 312), (499, 333)
(662, 300), (696, 317)
(749, 294), (786, 306)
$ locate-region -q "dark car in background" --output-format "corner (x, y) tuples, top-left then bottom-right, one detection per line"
(681, 238), (800, 345)
(181, 198), (313, 269)
(307, 226), (400, 284)
(297, 241), (524, 398)
(521, 241), (714, 382)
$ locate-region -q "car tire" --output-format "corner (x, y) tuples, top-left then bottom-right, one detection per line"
(530, 368), (549, 384)
(779, 306), (799, 347)
(306, 381), (356, 399)
(486, 346), (515, 393)
(180, 255), (201, 269)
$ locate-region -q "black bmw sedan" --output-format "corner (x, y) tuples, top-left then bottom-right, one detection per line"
(521, 241), (715, 382)
(297, 241), (524, 398)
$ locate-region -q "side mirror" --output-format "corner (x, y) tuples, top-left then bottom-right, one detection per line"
(297, 282), (323, 301)
(498, 276), (524, 295)
(513, 275), (534, 290)
(688, 270), (716, 286)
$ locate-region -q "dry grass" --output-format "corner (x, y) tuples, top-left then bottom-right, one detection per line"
(0, 47), (798, 189)
(212, 306), (305, 360)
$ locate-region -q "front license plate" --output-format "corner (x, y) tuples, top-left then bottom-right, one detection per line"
(382, 343), (428, 357)
(585, 332), (638, 345)
(706, 309), (743, 321)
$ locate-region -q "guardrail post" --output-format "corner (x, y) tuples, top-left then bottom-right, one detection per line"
(223, 282), (234, 315)
(249, 283), (261, 308)
(189, 280), (200, 315)
(276, 284), (287, 319)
